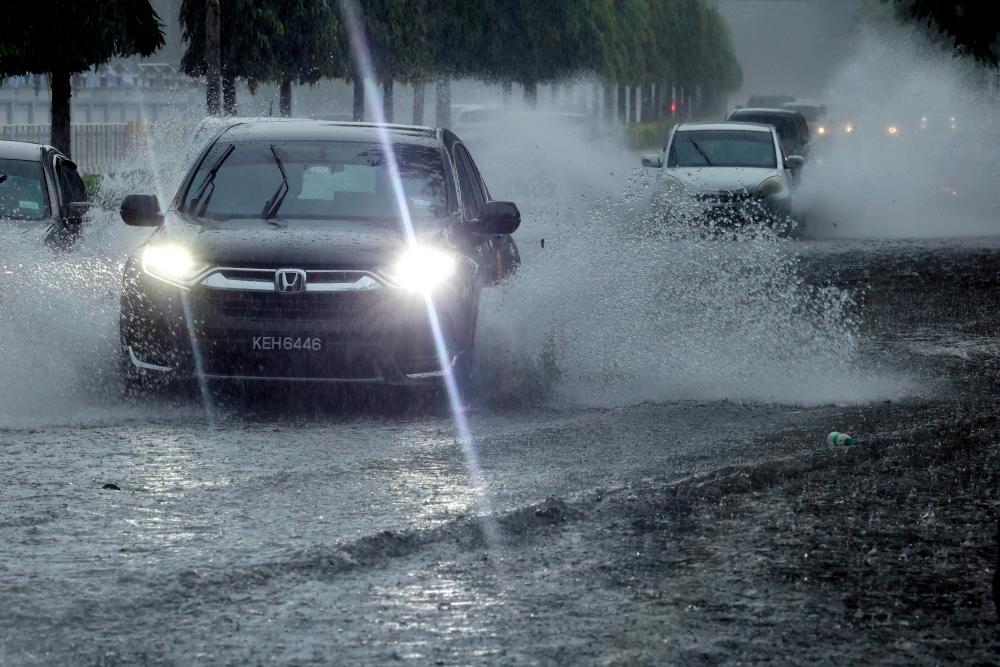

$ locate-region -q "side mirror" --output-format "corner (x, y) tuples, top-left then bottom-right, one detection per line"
(469, 201), (520, 235)
(785, 155), (805, 170)
(66, 201), (91, 222)
(120, 194), (164, 227)
(641, 154), (663, 168)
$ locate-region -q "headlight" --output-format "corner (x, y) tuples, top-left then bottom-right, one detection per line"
(141, 244), (205, 287)
(757, 176), (784, 197)
(887, 125), (899, 136)
(843, 122), (855, 134)
(817, 125), (828, 136)
(386, 245), (457, 292)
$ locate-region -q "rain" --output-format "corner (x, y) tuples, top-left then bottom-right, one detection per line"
(1, 0), (999, 663)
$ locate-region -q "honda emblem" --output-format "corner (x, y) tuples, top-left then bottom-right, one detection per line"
(275, 269), (307, 294)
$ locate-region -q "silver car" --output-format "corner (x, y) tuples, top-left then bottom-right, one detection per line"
(642, 121), (803, 224)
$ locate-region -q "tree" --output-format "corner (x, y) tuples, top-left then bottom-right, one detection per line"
(0, 0), (164, 157)
(181, 0), (342, 117)
(354, 0), (430, 122)
(479, 0), (599, 106)
(885, 0), (1000, 65)
(270, 0), (344, 116)
(181, 0), (282, 114)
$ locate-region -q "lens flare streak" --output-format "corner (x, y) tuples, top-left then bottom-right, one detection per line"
(338, 0), (500, 547)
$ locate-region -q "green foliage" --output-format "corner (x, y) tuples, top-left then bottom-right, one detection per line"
(81, 173), (103, 200)
(0, 0), (164, 77)
(172, 0), (744, 106)
(179, 0), (344, 90)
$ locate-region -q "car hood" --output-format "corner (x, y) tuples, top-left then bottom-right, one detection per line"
(145, 213), (446, 269)
(667, 167), (780, 194)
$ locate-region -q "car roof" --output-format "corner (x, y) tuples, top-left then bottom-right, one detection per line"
(731, 108), (801, 117)
(0, 140), (47, 161)
(217, 119), (440, 146)
(676, 121), (774, 133)
(782, 100), (825, 109)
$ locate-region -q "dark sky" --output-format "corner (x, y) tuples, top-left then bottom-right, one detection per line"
(716, 0), (865, 100)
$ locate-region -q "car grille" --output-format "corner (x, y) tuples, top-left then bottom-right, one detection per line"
(695, 190), (759, 204)
(199, 290), (375, 322)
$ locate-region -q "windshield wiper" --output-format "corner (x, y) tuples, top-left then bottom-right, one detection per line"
(262, 145), (289, 220)
(188, 144), (235, 216)
(687, 139), (714, 166)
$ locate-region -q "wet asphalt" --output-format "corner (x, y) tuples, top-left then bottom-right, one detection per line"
(2, 236), (1000, 664)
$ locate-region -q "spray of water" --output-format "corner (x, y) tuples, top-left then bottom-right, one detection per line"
(466, 110), (910, 406)
(798, 28), (999, 239)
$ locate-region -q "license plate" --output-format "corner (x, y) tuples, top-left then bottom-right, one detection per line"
(251, 336), (323, 352)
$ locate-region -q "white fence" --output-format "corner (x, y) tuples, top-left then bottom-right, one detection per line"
(0, 122), (146, 173)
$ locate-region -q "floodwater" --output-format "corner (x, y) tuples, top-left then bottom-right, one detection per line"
(3, 38), (1000, 659)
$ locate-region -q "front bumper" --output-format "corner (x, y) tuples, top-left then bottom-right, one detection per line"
(120, 264), (475, 384)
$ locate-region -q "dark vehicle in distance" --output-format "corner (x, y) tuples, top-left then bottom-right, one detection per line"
(781, 101), (829, 137)
(745, 94), (796, 109)
(0, 139), (90, 248)
(119, 120), (520, 390)
(726, 108), (810, 158)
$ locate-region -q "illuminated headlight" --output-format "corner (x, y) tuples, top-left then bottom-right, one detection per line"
(887, 125), (899, 136)
(757, 176), (784, 197)
(141, 244), (205, 287)
(817, 125), (828, 136)
(843, 123), (855, 134)
(386, 245), (457, 292)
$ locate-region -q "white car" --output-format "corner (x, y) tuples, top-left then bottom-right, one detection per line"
(642, 121), (803, 223)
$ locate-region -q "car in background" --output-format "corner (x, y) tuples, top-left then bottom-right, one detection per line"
(781, 100), (829, 137)
(0, 139), (90, 248)
(641, 122), (804, 230)
(118, 120), (521, 392)
(726, 108), (810, 158)
(745, 94), (796, 109)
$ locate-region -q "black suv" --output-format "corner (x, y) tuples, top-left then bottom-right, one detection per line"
(119, 120), (520, 389)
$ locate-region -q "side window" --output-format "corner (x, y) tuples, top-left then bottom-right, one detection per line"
(453, 144), (485, 220)
(55, 159), (87, 208)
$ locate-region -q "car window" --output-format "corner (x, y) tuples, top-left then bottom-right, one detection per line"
(182, 140), (448, 224)
(56, 159), (87, 208)
(0, 158), (51, 221)
(668, 130), (777, 169)
(453, 144), (485, 220)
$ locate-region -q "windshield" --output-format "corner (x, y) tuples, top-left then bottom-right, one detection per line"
(0, 159), (50, 221)
(181, 140), (448, 223)
(668, 130), (777, 169)
(731, 113), (798, 142)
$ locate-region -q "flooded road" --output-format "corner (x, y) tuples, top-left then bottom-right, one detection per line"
(2, 234), (999, 664)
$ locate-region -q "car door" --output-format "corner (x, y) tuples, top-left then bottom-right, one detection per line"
(53, 156), (88, 221)
(453, 143), (504, 285)
(46, 155), (88, 247)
